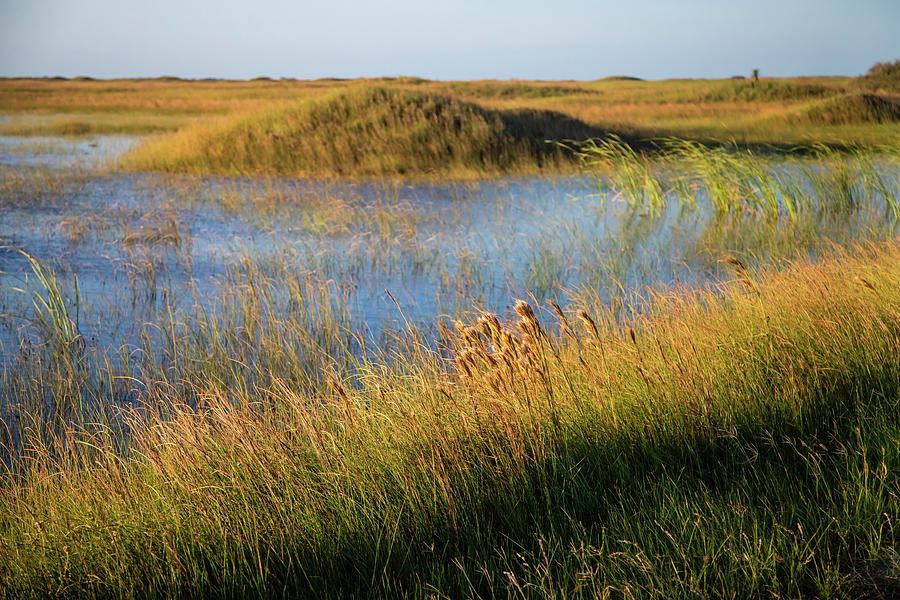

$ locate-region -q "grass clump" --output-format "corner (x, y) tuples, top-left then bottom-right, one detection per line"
(699, 79), (835, 102)
(1, 249), (82, 353)
(795, 93), (900, 126)
(575, 138), (899, 220)
(120, 86), (605, 178)
(857, 59), (900, 93)
(433, 81), (600, 100)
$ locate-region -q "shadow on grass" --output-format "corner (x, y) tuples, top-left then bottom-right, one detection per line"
(78, 366), (897, 599)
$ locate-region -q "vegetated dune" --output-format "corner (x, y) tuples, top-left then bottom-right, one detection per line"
(798, 93), (900, 125)
(121, 86), (609, 178)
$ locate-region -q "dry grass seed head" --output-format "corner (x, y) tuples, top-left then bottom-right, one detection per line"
(854, 275), (876, 290)
(455, 351), (475, 378)
(514, 299), (537, 323)
(718, 256), (747, 272)
(576, 309), (600, 339)
(547, 299), (569, 325)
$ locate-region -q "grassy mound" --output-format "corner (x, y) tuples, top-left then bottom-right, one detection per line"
(121, 86), (605, 178)
(800, 93), (900, 125)
(857, 59), (900, 93)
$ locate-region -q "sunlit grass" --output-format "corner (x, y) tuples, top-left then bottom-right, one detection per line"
(1, 239), (899, 598)
(1, 99), (900, 597)
(119, 86), (603, 178)
(574, 138), (899, 220)
(3, 75), (898, 158)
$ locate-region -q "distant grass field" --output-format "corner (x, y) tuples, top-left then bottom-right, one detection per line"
(2, 75), (898, 177)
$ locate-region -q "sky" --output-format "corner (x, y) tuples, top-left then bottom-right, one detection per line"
(1, 0), (898, 81)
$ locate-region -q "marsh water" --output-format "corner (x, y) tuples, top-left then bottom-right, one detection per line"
(1, 135), (898, 366)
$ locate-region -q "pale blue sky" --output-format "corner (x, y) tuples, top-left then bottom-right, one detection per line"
(1, 0), (897, 80)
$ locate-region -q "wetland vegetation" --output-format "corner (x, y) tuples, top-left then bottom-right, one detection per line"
(2, 71), (898, 153)
(0, 71), (899, 598)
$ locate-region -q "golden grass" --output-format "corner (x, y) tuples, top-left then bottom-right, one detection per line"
(119, 86), (606, 178)
(791, 93), (900, 125)
(3, 239), (900, 597)
(2, 75), (899, 175)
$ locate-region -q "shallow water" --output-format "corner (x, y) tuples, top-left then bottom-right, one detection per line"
(0, 135), (898, 365)
(0, 134), (139, 168)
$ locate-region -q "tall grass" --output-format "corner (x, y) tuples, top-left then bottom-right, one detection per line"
(570, 135), (667, 214)
(0, 166), (91, 208)
(796, 93), (900, 126)
(1, 250), (81, 352)
(576, 138), (899, 221)
(1, 238), (899, 598)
